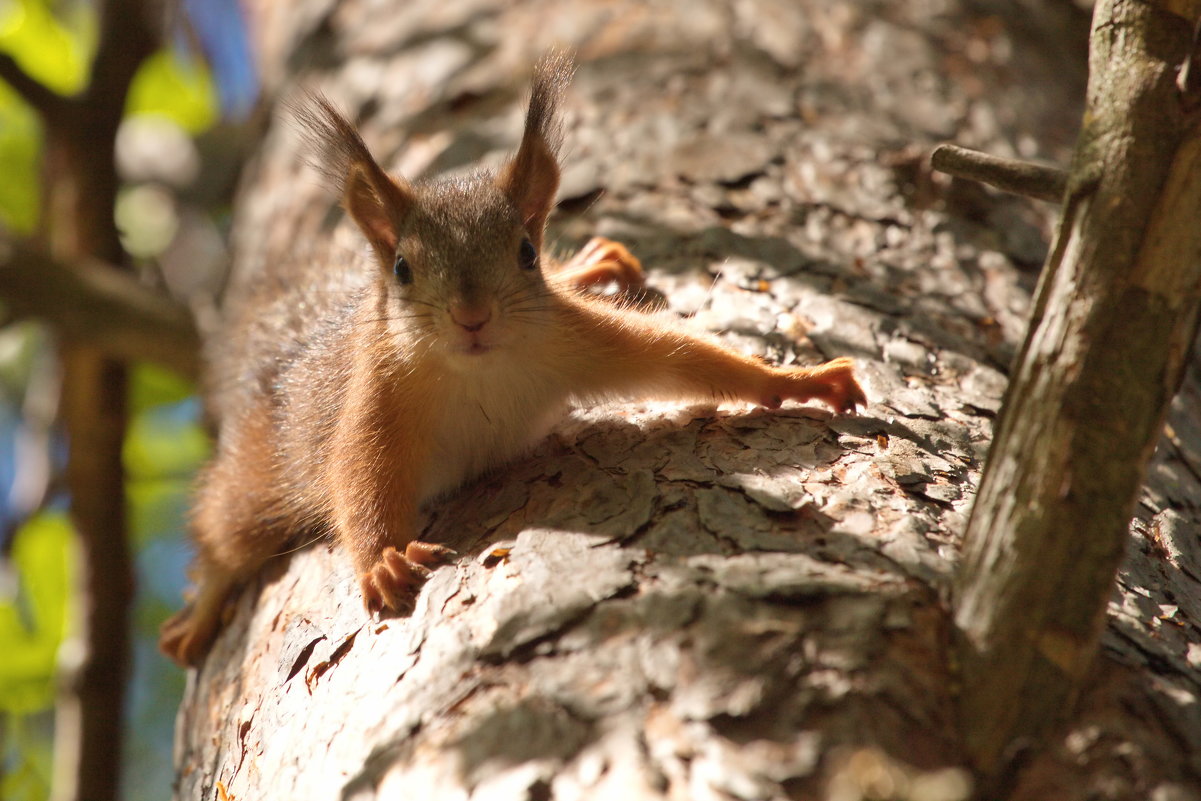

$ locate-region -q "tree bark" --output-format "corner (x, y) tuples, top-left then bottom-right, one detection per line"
(954, 0), (1201, 785)
(169, 1), (1201, 799)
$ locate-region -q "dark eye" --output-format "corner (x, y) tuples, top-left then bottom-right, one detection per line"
(393, 253), (412, 284)
(519, 238), (539, 271)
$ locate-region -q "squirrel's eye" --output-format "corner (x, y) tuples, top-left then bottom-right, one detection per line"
(518, 238), (539, 271)
(393, 254), (412, 284)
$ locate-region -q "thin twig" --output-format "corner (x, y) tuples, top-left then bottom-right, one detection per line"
(931, 144), (1068, 203)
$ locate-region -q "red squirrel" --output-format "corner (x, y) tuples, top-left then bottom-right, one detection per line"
(159, 53), (866, 667)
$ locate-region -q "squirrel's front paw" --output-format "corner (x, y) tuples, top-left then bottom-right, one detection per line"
(359, 541), (457, 615)
(771, 357), (867, 414)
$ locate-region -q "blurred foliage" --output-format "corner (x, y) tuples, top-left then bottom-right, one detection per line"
(0, 513), (71, 801)
(2, 711), (52, 801)
(125, 363), (207, 548)
(0, 0), (92, 233)
(0, 513), (73, 715)
(127, 49), (218, 134)
(0, 0), (218, 233)
(124, 363), (205, 801)
(0, 322), (44, 401)
(0, 0), (231, 798)
(0, 363), (207, 801)
(0, 0), (94, 94)
(0, 84), (40, 233)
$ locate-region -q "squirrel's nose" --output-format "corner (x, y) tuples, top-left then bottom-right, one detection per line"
(449, 303), (492, 333)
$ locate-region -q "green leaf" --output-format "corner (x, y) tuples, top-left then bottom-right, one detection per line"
(1, 711), (53, 801)
(127, 476), (191, 548)
(128, 362), (196, 413)
(0, 0), (94, 232)
(124, 410), (207, 480)
(0, 513), (73, 715)
(126, 49), (217, 134)
(0, 82), (41, 233)
(0, 0), (94, 95)
(125, 364), (205, 546)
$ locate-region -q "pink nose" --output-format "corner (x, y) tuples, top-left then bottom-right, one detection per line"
(450, 304), (492, 333)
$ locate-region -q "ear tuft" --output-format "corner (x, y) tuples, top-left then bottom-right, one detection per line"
(288, 91), (412, 264)
(496, 51), (575, 249)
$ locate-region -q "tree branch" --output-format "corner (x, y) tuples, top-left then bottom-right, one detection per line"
(87, 0), (158, 125)
(0, 52), (71, 123)
(0, 239), (200, 378)
(931, 144), (1067, 203)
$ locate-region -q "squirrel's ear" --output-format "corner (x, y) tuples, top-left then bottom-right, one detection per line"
(496, 52), (574, 248)
(344, 163), (411, 265)
(290, 91), (412, 264)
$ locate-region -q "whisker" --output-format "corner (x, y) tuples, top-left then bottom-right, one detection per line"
(701, 260), (726, 311)
(268, 530), (330, 559)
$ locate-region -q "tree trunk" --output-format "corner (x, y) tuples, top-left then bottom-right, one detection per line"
(34, 4), (156, 799)
(169, 1), (1201, 799)
(954, 0), (1201, 787)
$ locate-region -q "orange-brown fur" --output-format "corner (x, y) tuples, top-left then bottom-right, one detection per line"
(160, 53), (867, 667)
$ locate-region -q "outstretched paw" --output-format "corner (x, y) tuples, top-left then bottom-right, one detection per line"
(359, 541), (457, 615)
(557, 237), (646, 292)
(772, 357), (867, 414)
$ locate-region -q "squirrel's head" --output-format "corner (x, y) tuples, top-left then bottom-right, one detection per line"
(293, 52), (575, 359)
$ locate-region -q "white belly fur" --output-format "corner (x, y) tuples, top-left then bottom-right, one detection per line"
(417, 355), (571, 503)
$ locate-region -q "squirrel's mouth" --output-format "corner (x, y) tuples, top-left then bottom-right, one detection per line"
(449, 336), (494, 356)
(446, 322), (498, 356)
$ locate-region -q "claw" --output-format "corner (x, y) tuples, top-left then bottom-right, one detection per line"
(405, 541), (457, 567)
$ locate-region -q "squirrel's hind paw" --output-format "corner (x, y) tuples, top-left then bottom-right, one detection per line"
(159, 605), (219, 668)
(159, 575), (235, 667)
